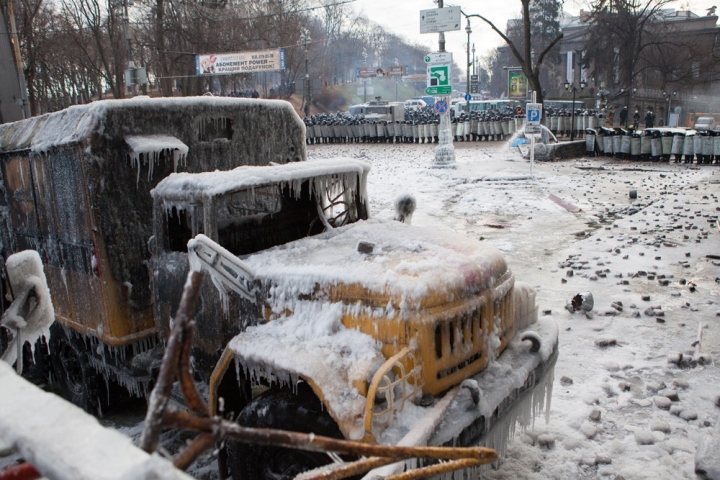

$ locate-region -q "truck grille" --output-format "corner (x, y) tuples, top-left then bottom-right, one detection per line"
(417, 272), (515, 395)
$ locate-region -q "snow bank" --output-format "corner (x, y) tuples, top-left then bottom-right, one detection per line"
(0, 361), (194, 480)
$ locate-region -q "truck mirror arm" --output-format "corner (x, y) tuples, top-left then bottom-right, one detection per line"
(186, 235), (256, 302)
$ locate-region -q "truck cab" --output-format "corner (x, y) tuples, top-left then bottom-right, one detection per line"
(150, 159), (556, 479)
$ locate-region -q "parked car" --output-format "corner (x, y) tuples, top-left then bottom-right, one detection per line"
(404, 99), (427, 111)
(693, 116), (716, 131)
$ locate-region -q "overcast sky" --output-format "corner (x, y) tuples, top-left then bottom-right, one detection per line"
(347, 0), (715, 68)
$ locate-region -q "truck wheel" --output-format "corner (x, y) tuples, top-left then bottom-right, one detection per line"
(48, 323), (105, 415)
(228, 382), (353, 480)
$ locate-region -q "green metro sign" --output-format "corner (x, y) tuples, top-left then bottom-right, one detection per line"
(426, 63), (451, 95)
(425, 86), (452, 95)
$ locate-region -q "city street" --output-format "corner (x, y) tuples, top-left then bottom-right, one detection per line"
(309, 140), (720, 479)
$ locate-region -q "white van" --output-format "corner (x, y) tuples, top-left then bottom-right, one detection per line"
(404, 99), (427, 111)
(693, 117), (716, 131)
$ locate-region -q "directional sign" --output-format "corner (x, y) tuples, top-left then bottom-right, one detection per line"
(424, 52), (453, 65)
(434, 100), (448, 115)
(525, 125), (542, 134)
(419, 7), (461, 34)
(464, 93), (472, 102)
(425, 86), (452, 95)
(428, 65), (450, 87)
(526, 103), (542, 125)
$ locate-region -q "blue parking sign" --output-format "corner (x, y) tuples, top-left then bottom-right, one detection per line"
(526, 103), (542, 125)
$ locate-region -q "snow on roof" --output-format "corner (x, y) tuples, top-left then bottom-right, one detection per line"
(229, 302), (385, 441)
(0, 361), (194, 480)
(126, 134), (189, 183)
(243, 218), (509, 311)
(151, 158), (371, 201)
(0, 96), (299, 154)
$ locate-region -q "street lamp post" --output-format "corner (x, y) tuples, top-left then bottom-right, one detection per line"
(465, 20), (472, 114)
(301, 32), (311, 117)
(564, 79), (586, 140)
(472, 43), (476, 77)
(662, 91), (677, 126)
(618, 87), (637, 119)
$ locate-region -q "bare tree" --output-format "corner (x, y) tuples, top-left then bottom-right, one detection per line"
(466, 0), (564, 104)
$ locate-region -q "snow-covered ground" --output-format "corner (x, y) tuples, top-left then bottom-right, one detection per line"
(2, 140), (719, 479)
(310, 141), (720, 480)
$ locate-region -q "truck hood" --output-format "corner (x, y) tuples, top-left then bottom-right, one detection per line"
(243, 219), (509, 311)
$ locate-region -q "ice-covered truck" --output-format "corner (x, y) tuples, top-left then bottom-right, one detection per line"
(0, 97), (305, 411)
(0, 96), (558, 480)
(150, 158), (559, 478)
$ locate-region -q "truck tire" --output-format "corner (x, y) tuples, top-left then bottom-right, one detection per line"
(48, 323), (105, 415)
(228, 382), (354, 480)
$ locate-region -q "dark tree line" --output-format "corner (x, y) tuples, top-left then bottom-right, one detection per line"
(8, 0), (430, 116)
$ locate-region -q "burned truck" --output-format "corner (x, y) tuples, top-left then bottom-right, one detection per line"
(0, 97), (305, 411)
(150, 159), (559, 478)
(0, 96), (558, 479)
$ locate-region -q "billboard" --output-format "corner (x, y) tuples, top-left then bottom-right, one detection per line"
(508, 71), (528, 98)
(357, 66), (407, 78)
(196, 49), (284, 76)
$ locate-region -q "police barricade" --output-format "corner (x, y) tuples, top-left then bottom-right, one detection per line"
(602, 128), (614, 156)
(586, 129), (596, 154)
(670, 131), (685, 162)
(683, 132), (695, 163)
(640, 131), (652, 159)
(650, 131), (662, 160)
(694, 134), (704, 163)
(508, 118), (517, 135)
(701, 131), (714, 164)
(550, 116), (558, 133)
(493, 120), (503, 137)
(661, 130), (673, 162)
(713, 130), (720, 163)
(612, 130), (623, 157)
(630, 131), (642, 160)
(620, 131), (631, 159)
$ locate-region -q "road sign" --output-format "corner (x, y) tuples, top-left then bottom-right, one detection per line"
(470, 85), (479, 94)
(419, 7), (461, 34)
(464, 93), (472, 102)
(434, 100), (448, 114)
(526, 103), (542, 125)
(428, 65), (450, 87)
(424, 52), (453, 65)
(425, 86), (452, 95)
(525, 124), (542, 134)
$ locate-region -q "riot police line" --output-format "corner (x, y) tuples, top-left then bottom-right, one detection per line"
(302, 107), (526, 144)
(584, 127), (720, 164)
(302, 106), (612, 145)
(303, 105), (719, 164)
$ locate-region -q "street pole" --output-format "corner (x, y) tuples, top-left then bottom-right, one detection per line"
(432, 0), (456, 169)
(123, 0), (135, 97)
(302, 33), (310, 117)
(472, 44), (476, 77)
(465, 20), (471, 114)
(564, 80), (585, 141)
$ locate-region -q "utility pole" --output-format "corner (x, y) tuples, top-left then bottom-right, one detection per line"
(432, 0), (456, 168)
(123, 0), (136, 97)
(4, 0), (29, 118)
